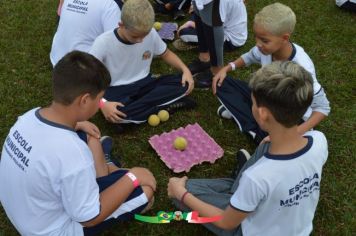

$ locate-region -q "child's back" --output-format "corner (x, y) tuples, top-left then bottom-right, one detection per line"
(0, 108), (96, 234)
(168, 61), (329, 236)
(231, 130), (327, 235)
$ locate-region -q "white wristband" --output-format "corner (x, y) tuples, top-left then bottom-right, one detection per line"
(229, 62), (236, 71)
(126, 172), (139, 188)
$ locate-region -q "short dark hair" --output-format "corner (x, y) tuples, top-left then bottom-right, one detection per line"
(52, 51), (111, 105)
(249, 61), (313, 127)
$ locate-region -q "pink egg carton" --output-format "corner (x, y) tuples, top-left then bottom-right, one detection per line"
(149, 123), (224, 173)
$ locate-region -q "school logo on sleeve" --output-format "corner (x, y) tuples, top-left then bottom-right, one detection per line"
(142, 50), (152, 60)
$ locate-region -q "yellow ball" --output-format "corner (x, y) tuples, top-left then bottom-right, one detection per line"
(174, 137), (188, 151)
(158, 110), (169, 122)
(148, 114), (160, 126)
(153, 22), (162, 31)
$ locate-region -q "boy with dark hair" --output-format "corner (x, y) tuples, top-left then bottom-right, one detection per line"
(212, 2), (330, 144)
(0, 51), (156, 235)
(168, 61), (328, 236)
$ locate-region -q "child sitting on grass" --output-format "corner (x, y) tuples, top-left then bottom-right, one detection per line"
(168, 61), (329, 236)
(0, 51), (156, 236)
(212, 2), (330, 144)
(51, 0), (121, 66)
(90, 0), (195, 132)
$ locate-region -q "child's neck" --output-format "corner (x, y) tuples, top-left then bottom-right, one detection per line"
(39, 103), (77, 129)
(272, 42), (293, 61)
(268, 125), (308, 156)
(117, 28), (130, 44)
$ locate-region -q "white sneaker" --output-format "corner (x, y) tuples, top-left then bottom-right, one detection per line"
(217, 105), (233, 119)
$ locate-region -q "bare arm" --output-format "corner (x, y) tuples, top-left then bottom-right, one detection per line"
(298, 111), (326, 135)
(212, 57), (246, 95)
(167, 177), (248, 230)
(160, 49), (194, 95)
(81, 167), (156, 227)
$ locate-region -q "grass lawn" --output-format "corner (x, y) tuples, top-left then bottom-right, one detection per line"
(0, 0), (355, 235)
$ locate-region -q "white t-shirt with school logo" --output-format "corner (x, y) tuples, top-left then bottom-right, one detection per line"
(230, 131), (328, 236)
(0, 108), (100, 235)
(89, 28), (167, 86)
(50, 0), (121, 66)
(241, 43), (331, 120)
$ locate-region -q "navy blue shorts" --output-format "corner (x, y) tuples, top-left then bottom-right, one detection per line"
(104, 74), (187, 123)
(83, 169), (148, 235)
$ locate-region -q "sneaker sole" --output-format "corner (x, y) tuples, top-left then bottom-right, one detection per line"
(217, 105), (233, 119)
(100, 136), (111, 143)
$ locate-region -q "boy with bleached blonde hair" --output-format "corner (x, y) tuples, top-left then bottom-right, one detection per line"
(90, 0), (195, 132)
(212, 2), (330, 144)
(168, 61), (328, 236)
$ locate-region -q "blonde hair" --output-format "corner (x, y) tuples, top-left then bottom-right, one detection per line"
(254, 2), (296, 35)
(249, 61), (313, 127)
(121, 0), (154, 33)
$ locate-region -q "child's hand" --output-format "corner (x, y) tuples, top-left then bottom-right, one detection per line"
(177, 21), (195, 36)
(101, 101), (127, 123)
(181, 70), (194, 95)
(212, 68), (228, 95)
(75, 121), (101, 139)
(130, 167), (157, 192)
(260, 135), (271, 144)
(167, 176), (188, 199)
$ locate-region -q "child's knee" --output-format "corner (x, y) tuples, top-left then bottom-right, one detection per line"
(141, 185), (154, 201)
(141, 196), (155, 214)
(141, 186), (155, 213)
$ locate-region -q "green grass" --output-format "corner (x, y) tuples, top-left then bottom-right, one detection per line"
(0, 0), (355, 235)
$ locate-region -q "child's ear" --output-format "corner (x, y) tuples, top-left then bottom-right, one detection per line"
(282, 33), (291, 42)
(79, 93), (91, 107)
(258, 107), (270, 123)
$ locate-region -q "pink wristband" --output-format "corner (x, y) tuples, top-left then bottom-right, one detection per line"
(126, 172), (139, 188)
(99, 98), (107, 109)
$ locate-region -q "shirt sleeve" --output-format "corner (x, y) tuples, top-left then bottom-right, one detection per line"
(61, 165), (100, 223)
(310, 88), (331, 116)
(230, 173), (265, 212)
(89, 36), (106, 63)
(241, 46), (262, 66)
(151, 29), (167, 56)
(101, 1), (121, 32)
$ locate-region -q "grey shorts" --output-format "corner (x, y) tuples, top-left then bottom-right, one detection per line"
(172, 143), (270, 236)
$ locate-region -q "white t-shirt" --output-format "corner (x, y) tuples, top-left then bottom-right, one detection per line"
(193, 0), (213, 10)
(231, 131), (328, 236)
(220, 0), (247, 47)
(90, 28), (167, 86)
(0, 108), (100, 236)
(50, 0), (121, 66)
(336, 0), (356, 6)
(241, 43), (331, 119)
(193, 0), (247, 47)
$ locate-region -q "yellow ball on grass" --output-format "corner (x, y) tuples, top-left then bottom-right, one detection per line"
(148, 114), (160, 126)
(158, 110), (169, 122)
